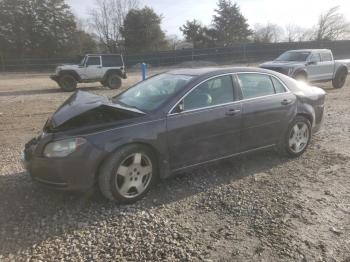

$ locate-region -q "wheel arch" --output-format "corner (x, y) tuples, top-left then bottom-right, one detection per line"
(293, 68), (308, 79)
(95, 141), (166, 183)
(59, 70), (81, 82)
(103, 69), (124, 80)
(296, 112), (314, 128)
(334, 65), (348, 78)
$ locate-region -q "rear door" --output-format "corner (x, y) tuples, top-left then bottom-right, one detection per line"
(236, 73), (296, 151)
(166, 74), (242, 170)
(319, 51), (335, 80)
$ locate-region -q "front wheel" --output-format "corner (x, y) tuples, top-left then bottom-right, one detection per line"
(58, 74), (77, 92)
(98, 144), (158, 203)
(280, 116), (311, 157)
(294, 72), (307, 82)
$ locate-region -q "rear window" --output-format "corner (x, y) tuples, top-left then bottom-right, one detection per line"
(320, 52), (333, 62)
(102, 55), (123, 67)
(237, 73), (275, 99)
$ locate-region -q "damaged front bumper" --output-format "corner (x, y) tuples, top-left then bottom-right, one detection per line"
(22, 135), (107, 191)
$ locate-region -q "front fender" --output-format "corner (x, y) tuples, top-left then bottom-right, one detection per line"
(86, 118), (171, 179)
(292, 66), (307, 78)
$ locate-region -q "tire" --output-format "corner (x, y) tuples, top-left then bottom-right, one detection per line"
(294, 72), (307, 82)
(58, 74), (77, 92)
(279, 116), (312, 158)
(332, 68), (347, 89)
(106, 74), (122, 89)
(98, 144), (158, 203)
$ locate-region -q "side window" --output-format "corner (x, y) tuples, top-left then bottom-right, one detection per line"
(237, 73), (275, 99)
(86, 56), (101, 66)
(320, 52), (332, 62)
(309, 53), (321, 62)
(102, 55), (122, 67)
(271, 77), (286, 93)
(183, 75), (234, 110)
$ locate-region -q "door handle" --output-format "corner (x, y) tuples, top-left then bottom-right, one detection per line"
(225, 108), (241, 116)
(281, 99), (293, 105)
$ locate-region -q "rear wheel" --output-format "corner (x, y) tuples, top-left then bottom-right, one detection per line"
(59, 74), (77, 92)
(107, 74), (122, 89)
(98, 144), (158, 203)
(332, 68), (347, 89)
(280, 116), (311, 157)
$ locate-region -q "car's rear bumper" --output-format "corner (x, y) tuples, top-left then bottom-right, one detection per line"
(22, 138), (107, 191)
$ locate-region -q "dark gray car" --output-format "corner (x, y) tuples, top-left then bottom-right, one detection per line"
(22, 67), (326, 203)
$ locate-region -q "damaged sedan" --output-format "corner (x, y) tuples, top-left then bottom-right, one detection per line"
(22, 67), (326, 203)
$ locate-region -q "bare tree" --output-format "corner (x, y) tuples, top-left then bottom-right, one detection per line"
(89, 0), (139, 52)
(314, 6), (350, 41)
(253, 23), (284, 43)
(285, 24), (308, 42)
(166, 34), (182, 50)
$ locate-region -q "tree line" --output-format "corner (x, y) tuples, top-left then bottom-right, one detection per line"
(0, 0), (349, 59)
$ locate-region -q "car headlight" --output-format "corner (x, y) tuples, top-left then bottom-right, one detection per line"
(43, 138), (86, 158)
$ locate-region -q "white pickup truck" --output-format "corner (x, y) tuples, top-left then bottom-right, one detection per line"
(51, 54), (127, 92)
(260, 49), (349, 88)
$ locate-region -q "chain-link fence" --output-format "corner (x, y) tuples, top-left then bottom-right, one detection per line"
(1, 40), (350, 72)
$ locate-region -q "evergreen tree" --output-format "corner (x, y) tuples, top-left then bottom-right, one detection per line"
(212, 0), (252, 45)
(121, 7), (167, 53)
(0, 0), (96, 58)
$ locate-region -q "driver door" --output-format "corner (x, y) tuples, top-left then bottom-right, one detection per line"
(83, 56), (102, 80)
(306, 52), (321, 81)
(166, 75), (242, 171)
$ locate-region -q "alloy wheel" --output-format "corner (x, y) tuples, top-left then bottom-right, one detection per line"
(288, 122), (309, 154)
(115, 153), (152, 198)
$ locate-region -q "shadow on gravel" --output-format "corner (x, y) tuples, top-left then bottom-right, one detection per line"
(0, 149), (290, 255)
(0, 86), (104, 97)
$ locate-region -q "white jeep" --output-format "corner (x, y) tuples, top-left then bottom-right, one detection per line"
(50, 54), (127, 92)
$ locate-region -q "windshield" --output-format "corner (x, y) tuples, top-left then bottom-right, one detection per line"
(79, 56), (86, 66)
(276, 51), (310, 62)
(112, 73), (193, 111)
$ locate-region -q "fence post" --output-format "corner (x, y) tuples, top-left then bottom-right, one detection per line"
(141, 62), (147, 80)
(0, 54), (4, 72)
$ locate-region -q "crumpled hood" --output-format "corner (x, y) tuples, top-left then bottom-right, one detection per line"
(260, 60), (306, 68)
(46, 91), (144, 132)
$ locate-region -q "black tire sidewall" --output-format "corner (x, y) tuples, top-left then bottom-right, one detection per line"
(332, 69), (347, 89)
(294, 72), (307, 82)
(107, 74), (122, 89)
(99, 144), (158, 203)
(59, 75), (77, 92)
(283, 116), (312, 157)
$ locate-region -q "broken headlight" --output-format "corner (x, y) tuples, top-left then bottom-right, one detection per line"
(43, 138), (86, 158)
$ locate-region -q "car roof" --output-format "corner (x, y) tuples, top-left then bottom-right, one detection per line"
(167, 67), (272, 76)
(85, 54), (122, 57)
(286, 49), (330, 52)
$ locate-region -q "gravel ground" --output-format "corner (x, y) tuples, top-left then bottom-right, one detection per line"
(0, 69), (349, 261)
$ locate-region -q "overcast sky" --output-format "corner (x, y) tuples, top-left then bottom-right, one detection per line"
(67, 0), (350, 37)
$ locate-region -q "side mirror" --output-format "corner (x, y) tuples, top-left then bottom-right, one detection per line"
(307, 60), (317, 65)
(172, 101), (184, 114)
